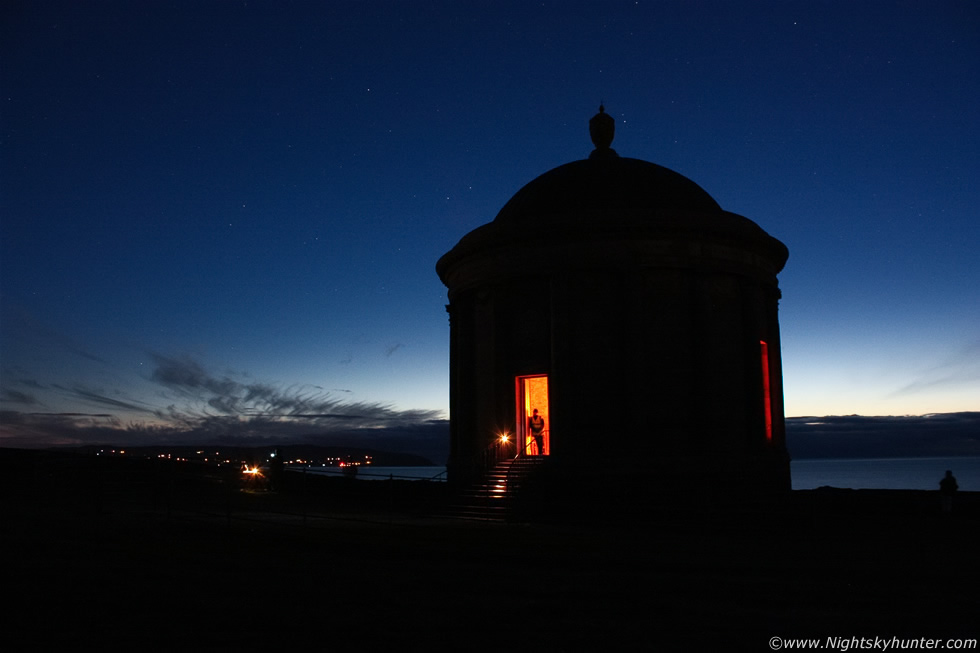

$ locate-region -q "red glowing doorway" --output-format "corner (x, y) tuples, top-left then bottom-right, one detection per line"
(516, 375), (550, 456)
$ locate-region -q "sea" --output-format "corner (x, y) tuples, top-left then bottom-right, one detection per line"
(791, 456), (980, 491)
(290, 465), (447, 482)
(294, 457), (980, 491)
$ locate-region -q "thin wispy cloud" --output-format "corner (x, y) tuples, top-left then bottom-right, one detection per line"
(889, 339), (980, 397)
(0, 411), (123, 448)
(385, 342), (404, 358)
(147, 353), (439, 427)
(0, 377), (47, 408)
(0, 389), (40, 406)
(16, 379), (47, 390)
(1, 352), (446, 455)
(1, 301), (108, 365)
(51, 384), (154, 414)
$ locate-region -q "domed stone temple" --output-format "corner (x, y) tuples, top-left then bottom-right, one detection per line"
(437, 107), (790, 507)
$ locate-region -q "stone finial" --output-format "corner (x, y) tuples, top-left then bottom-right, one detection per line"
(589, 104), (617, 159)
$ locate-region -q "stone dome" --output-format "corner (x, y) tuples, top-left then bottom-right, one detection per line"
(436, 107), (789, 281)
(486, 154), (787, 265)
(438, 124), (788, 278)
(493, 155), (722, 226)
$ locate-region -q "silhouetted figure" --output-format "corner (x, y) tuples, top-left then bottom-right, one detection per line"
(939, 470), (958, 514)
(529, 409), (545, 456)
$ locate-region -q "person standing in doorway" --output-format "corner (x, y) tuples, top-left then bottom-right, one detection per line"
(529, 409), (545, 456)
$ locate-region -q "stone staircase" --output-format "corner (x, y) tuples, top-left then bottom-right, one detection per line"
(447, 456), (547, 521)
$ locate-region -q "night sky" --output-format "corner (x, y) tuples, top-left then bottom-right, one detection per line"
(2, 1), (978, 453)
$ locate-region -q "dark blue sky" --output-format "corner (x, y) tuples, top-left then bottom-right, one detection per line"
(2, 1), (978, 450)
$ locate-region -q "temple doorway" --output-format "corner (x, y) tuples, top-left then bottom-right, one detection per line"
(516, 374), (550, 456)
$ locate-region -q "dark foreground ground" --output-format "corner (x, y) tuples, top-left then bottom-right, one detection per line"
(3, 449), (978, 651)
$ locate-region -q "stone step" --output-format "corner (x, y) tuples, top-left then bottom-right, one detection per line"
(445, 455), (548, 521)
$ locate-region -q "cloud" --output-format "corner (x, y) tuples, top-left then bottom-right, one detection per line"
(0, 379), (48, 408)
(786, 412), (980, 459)
(0, 411), (123, 448)
(146, 353), (440, 428)
(51, 384), (153, 414)
(150, 354), (239, 399)
(2, 353), (449, 457)
(16, 378), (47, 390)
(0, 302), (107, 365)
(1, 352), (447, 458)
(385, 342), (404, 358)
(889, 339), (980, 397)
(1, 389), (40, 406)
